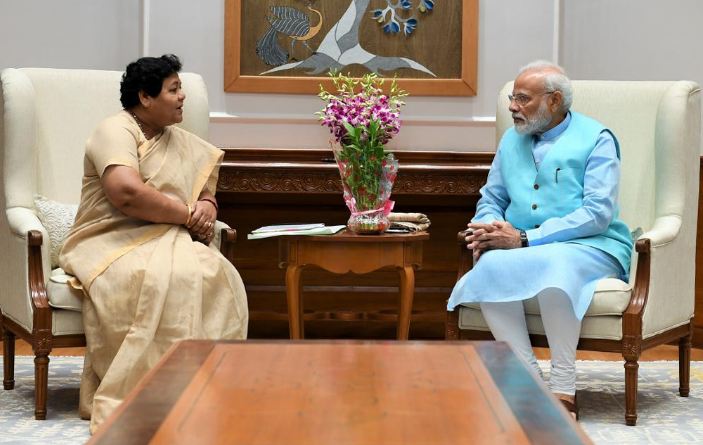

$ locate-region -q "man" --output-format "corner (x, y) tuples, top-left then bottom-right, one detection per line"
(447, 61), (632, 418)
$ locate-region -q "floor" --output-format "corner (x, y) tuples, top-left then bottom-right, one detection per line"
(3, 339), (703, 361)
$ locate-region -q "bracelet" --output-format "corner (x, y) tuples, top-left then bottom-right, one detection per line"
(185, 203), (193, 225)
(199, 197), (219, 212)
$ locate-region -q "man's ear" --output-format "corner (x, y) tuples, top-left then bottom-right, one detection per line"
(549, 91), (563, 113)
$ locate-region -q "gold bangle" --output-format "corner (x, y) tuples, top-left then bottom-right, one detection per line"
(185, 203), (193, 225)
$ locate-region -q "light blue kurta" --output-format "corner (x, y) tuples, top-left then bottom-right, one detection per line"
(447, 112), (631, 320)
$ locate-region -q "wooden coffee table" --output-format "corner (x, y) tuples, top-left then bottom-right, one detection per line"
(89, 340), (592, 445)
(280, 230), (429, 340)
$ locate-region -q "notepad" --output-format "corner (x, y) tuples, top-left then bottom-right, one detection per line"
(247, 225), (346, 240)
(251, 223), (325, 233)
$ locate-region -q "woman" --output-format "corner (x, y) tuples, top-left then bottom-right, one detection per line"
(59, 54), (248, 433)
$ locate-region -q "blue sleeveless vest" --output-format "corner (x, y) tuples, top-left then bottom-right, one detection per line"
(500, 112), (633, 273)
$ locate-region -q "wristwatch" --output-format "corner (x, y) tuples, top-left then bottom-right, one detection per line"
(519, 229), (529, 247)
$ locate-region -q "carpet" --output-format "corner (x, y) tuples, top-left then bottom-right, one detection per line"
(0, 357), (702, 444)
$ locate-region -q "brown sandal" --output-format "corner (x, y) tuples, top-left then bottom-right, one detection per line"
(558, 393), (579, 420)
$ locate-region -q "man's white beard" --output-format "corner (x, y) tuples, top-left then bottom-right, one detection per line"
(514, 101), (552, 135)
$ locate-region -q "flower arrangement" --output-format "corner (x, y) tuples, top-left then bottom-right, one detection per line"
(316, 72), (407, 233)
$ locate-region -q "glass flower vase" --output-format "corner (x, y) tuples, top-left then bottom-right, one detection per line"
(347, 209), (391, 235)
(333, 144), (398, 235)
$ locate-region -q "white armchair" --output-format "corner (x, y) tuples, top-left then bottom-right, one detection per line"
(446, 80), (701, 426)
(0, 68), (235, 419)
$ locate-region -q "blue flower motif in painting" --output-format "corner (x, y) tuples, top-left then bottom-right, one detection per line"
(403, 18), (417, 36)
(384, 19), (401, 34)
(370, 0), (436, 37)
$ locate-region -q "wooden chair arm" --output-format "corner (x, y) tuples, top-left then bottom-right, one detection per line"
(457, 229), (474, 281)
(219, 227), (237, 262)
(622, 238), (651, 334)
(447, 229), (474, 340)
(27, 230), (50, 311)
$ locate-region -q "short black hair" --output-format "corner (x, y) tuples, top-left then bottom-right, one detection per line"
(120, 54), (182, 109)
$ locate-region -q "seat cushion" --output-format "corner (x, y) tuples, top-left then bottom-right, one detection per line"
(460, 278), (632, 317)
(458, 307), (624, 340)
(51, 308), (84, 336)
(457, 278), (633, 341)
(47, 268), (83, 312)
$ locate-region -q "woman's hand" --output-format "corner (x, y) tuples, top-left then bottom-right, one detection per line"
(186, 200), (217, 243)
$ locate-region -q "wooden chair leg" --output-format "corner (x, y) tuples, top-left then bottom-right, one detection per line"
(445, 309), (459, 340)
(679, 333), (692, 397)
(2, 329), (16, 390)
(34, 353), (50, 420)
(624, 357), (639, 426)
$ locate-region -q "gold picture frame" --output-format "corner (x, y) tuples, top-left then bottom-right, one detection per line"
(224, 0), (478, 96)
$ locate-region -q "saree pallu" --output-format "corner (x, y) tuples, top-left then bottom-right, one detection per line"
(60, 112), (248, 433)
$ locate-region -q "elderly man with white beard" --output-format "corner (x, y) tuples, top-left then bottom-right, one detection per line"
(447, 61), (633, 419)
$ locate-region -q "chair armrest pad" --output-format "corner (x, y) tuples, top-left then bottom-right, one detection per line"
(639, 215), (681, 248)
(6, 206), (46, 238)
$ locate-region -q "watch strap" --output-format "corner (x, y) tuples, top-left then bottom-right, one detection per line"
(519, 229), (529, 247)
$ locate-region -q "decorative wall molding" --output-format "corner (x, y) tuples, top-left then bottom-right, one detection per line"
(218, 170), (341, 194)
(218, 168), (487, 196)
(210, 112), (497, 128)
(218, 148), (492, 195)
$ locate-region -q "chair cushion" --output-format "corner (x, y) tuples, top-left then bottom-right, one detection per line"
(457, 307), (624, 340)
(460, 277), (632, 317)
(47, 268), (83, 312)
(51, 308), (84, 336)
(527, 278), (632, 316)
(34, 195), (78, 268)
(457, 278), (632, 340)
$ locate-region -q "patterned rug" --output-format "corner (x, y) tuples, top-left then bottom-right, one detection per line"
(0, 356), (702, 444)
(0, 356), (88, 445)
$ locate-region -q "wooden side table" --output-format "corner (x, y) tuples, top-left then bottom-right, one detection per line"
(279, 230), (429, 340)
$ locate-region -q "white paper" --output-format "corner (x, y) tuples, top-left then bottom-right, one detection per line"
(252, 223), (325, 233)
(247, 225), (346, 240)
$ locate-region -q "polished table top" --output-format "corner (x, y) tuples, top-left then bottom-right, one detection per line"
(89, 340), (591, 445)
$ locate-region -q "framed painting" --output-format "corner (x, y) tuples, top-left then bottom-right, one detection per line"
(224, 0), (478, 96)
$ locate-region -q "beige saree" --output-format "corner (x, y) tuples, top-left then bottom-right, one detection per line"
(59, 112), (248, 434)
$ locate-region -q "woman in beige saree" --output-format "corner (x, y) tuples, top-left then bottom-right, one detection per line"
(59, 55), (248, 434)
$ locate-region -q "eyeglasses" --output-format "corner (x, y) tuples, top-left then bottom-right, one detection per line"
(508, 91), (555, 107)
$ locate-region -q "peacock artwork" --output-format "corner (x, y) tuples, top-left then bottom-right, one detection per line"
(250, 0), (452, 78)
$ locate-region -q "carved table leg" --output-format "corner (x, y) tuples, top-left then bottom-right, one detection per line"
(397, 266), (415, 341)
(286, 265), (304, 339)
(679, 333), (692, 397)
(3, 329), (15, 390)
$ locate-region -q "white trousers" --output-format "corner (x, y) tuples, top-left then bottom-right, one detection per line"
(480, 287), (581, 395)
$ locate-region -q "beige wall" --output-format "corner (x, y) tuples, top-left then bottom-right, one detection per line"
(1, 0), (702, 151)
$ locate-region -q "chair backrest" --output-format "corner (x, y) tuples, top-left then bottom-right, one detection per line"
(1, 68), (210, 208)
(496, 80), (701, 263)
